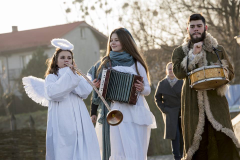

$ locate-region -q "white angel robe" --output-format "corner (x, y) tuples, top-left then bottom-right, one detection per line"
(44, 67), (101, 160)
(91, 62), (157, 160)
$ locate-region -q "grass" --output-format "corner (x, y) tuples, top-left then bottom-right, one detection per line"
(0, 110), (48, 132)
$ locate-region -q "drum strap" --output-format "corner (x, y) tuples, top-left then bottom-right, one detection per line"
(212, 46), (222, 65)
(186, 52), (189, 76)
(186, 42), (191, 76)
(135, 61), (140, 76)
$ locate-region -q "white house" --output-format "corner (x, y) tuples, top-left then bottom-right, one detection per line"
(0, 21), (108, 95)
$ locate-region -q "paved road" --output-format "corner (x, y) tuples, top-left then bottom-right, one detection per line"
(148, 155), (174, 160)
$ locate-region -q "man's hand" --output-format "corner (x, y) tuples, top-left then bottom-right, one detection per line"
(193, 41), (203, 55)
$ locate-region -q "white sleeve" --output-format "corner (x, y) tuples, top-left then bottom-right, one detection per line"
(87, 73), (93, 81)
(72, 74), (93, 99)
(45, 67), (81, 101)
(137, 61), (151, 96)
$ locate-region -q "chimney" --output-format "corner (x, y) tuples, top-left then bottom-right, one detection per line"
(12, 26), (18, 32)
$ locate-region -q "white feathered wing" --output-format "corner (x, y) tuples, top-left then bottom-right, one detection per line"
(22, 76), (49, 107)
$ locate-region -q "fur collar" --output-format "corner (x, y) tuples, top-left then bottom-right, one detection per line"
(181, 33), (240, 160)
(182, 32), (218, 55)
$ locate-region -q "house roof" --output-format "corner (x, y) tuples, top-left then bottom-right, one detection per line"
(0, 21), (107, 54)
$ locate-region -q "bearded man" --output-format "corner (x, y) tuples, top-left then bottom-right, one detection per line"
(172, 13), (240, 160)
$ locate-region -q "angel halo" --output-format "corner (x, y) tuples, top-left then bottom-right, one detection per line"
(51, 38), (74, 51)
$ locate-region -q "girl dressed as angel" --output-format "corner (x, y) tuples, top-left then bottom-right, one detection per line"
(23, 39), (101, 160)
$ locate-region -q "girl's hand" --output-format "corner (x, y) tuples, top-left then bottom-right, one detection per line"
(91, 115), (97, 123)
(93, 79), (100, 88)
(135, 80), (144, 92)
(65, 62), (76, 73)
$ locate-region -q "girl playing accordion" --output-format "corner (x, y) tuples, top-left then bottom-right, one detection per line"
(88, 28), (156, 160)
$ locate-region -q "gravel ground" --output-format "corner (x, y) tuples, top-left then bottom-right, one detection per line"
(148, 154), (174, 160)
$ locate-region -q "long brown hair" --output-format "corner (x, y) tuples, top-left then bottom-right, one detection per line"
(97, 28), (151, 85)
(45, 49), (76, 77)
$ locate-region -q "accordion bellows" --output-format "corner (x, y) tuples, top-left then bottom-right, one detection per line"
(99, 69), (143, 105)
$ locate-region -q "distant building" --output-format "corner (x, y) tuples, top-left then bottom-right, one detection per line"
(0, 21), (108, 94)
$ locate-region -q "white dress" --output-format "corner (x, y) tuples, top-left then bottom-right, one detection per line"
(92, 62), (157, 160)
(44, 67), (101, 160)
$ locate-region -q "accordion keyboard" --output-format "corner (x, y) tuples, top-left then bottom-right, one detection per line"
(99, 68), (143, 105)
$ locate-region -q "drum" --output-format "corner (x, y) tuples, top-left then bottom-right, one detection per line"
(188, 65), (229, 90)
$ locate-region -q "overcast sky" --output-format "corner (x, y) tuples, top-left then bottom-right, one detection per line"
(0, 0), (125, 35)
(0, 0), (73, 34)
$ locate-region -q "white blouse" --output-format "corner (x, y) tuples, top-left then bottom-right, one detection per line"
(89, 61), (156, 128)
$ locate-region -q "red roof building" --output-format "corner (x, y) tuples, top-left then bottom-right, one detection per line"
(0, 21), (107, 54)
(0, 22), (108, 90)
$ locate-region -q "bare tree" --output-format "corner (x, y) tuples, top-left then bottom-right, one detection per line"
(117, 1), (184, 85)
(158, 0), (240, 83)
(62, 0), (118, 35)
(119, 0), (240, 83)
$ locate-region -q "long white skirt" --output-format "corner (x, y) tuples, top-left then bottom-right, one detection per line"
(109, 122), (151, 160)
(95, 115), (103, 158)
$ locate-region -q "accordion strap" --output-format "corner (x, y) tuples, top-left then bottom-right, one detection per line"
(135, 62), (139, 75)
(109, 60), (112, 69)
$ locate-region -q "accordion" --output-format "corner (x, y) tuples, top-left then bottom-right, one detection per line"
(99, 68), (143, 105)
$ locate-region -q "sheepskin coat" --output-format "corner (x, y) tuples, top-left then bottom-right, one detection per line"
(172, 32), (240, 160)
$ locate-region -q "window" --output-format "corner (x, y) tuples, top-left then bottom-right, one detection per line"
(21, 54), (32, 68)
(0, 58), (4, 74)
(80, 28), (85, 39)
